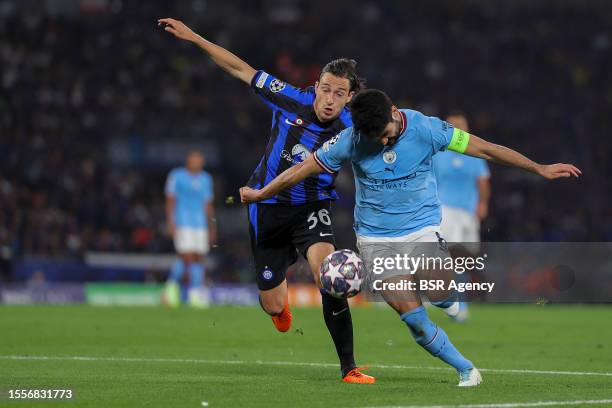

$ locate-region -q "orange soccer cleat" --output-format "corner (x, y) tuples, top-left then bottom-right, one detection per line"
(342, 367), (376, 384)
(271, 302), (292, 333)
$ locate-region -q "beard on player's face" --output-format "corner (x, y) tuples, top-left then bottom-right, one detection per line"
(378, 111), (402, 146)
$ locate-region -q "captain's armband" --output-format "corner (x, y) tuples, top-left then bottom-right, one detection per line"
(448, 128), (470, 153)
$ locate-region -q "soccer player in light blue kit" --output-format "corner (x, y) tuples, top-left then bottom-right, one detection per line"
(433, 112), (491, 322)
(434, 112), (491, 243)
(240, 89), (580, 386)
(165, 150), (215, 307)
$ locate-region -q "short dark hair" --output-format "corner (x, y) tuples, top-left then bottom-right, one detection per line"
(350, 89), (393, 139)
(320, 58), (365, 93)
(187, 149), (203, 157)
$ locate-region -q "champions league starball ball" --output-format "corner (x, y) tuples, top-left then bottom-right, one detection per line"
(320, 249), (366, 298)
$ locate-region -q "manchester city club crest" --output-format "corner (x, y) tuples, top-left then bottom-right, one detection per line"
(383, 150), (397, 164)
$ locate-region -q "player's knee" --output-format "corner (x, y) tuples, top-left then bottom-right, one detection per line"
(263, 303), (285, 316)
(388, 299), (416, 316)
(260, 296), (286, 316)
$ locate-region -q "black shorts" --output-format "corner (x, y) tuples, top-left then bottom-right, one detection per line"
(247, 200), (336, 290)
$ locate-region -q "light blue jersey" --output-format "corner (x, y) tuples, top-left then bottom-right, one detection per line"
(314, 109), (455, 237)
(433, 151), (489, 214)
(165, 167), (214, 228)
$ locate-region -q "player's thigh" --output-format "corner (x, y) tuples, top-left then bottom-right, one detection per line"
(412, 239), (457, 303)
(193, 228), (210, 256)
(460, 215), (481, 253)
(292, 200), (336, 258)
(182, 228), (209, 260)
(357, 239), (421, 307)
(247, 204), (298, 291)
(174, 228), (198, 257)
(443, 208), (481, 255)
(251, 243), (297, 291)
(440, 206), (464, 243)
(174, 227), (209, 255)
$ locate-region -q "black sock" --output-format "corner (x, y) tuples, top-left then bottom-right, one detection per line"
(321, 291), (356, 377)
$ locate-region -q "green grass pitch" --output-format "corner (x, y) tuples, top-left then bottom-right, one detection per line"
(1, 304), (611, 407)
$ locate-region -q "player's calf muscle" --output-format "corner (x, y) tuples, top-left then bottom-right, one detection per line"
(259, 281), (287, 315)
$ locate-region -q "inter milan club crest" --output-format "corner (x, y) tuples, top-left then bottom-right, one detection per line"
(269, 79), (286, 93)
(262, 267), (274, 281)
(383, 150), (397, 164)
(291, 143), (311, 163)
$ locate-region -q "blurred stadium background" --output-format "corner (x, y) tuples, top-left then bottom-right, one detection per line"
(1, 0), (611, 305)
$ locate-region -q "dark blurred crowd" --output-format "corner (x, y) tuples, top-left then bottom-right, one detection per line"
(1, 0), (611, 275)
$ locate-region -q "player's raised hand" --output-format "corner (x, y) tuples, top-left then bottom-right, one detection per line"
(240, 187), (262, 204)
(158, 17), (256, 84)
(158, 18), (198, 42)
(537, 163), (582, 179)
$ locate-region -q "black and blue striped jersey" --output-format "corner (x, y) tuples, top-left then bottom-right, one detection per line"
(247, 70), (352, 205)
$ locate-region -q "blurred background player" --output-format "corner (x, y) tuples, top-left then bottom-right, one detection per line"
(158, 18), (373, 383)
(433, 112), (491, 321)
(164, 150), (215, 308)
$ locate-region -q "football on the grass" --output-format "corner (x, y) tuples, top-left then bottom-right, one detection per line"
(320, 249), (366, 298)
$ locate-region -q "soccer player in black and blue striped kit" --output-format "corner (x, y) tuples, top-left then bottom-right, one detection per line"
(159, 18), (374, 384)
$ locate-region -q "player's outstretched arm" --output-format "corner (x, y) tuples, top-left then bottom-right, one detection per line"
(462, 134), (581, 180)
(240, 156), (324, 203)
(158, 18), (256, 84)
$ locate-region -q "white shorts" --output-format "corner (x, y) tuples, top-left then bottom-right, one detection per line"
(356, 225), (441, 244)
(440, 205), (480, 244)
(356, 226), (450, 289)
(174, 227), (209, 255)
